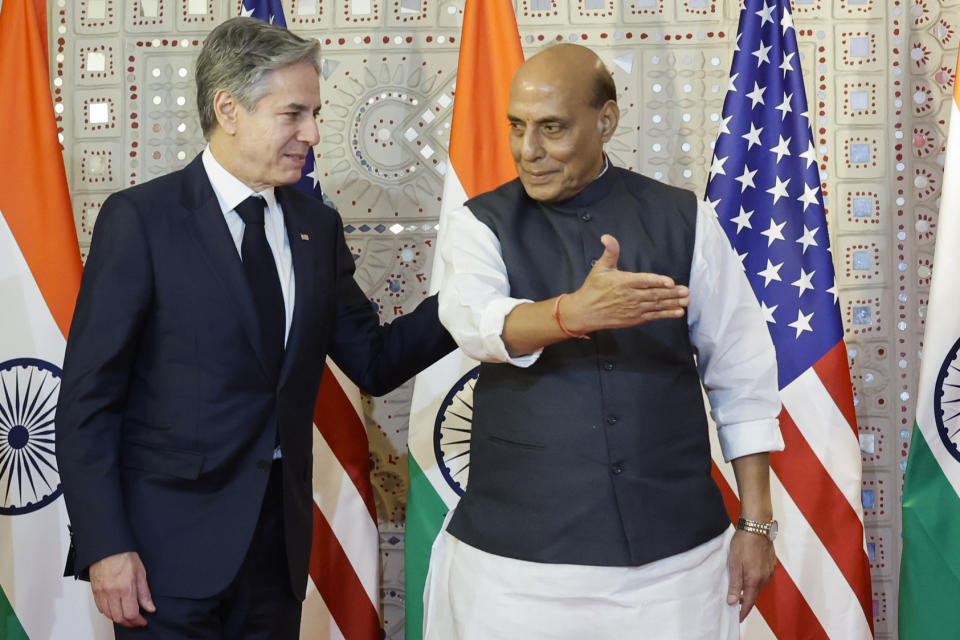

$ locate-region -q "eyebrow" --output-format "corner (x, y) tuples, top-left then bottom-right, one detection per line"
(280, 102), (322, 116)
(506, 114), (567, 124)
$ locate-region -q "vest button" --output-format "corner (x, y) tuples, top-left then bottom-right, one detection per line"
(581, 213), (592, 222)
(603, 361), (614, 371)
(611, 463), (623, 475)
(606, 414), (618, 425)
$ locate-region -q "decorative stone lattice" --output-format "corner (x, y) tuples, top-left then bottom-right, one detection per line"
(53, 1), (959, 637)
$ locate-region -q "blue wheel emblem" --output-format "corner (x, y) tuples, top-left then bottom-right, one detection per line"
(935, 337), (960, 464)
(0, 358), (63, 515)
(433, 366), (479, 496)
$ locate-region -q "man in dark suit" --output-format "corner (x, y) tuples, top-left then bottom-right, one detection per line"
(55, 16), (453, 638)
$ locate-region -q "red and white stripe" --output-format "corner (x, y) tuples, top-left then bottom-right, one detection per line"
(301, 362), (380, 640)
(710, 343), (873, 639)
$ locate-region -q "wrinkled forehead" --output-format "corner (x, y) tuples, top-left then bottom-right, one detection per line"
(508, 70), (593, 119)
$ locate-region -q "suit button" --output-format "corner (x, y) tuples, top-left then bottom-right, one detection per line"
(581, 213), (592, 222)
(606, 414), (618, 425)
(603, 361), (614, 371)
(611, 463), (623, 475)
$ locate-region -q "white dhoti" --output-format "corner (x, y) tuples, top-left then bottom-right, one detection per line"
(424, 526), (738, 640)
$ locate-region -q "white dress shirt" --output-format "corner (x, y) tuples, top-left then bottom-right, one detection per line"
(437, 179), (784, 462)
(201, 146), (295, 345)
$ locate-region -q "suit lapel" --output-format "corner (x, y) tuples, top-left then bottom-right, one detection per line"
(179, 155), (272, 379)
(276, 187), (315, 388)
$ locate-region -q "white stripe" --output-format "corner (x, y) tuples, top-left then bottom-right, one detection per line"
(0, 210), (67, 363)
(710, 447), (873, 639)
(740, 606), (776, 640)
(915, 98), (960, 498)
(781, 369), (867, 538)
(0, 210), (114, 638)
(708, 403), (872, 639)
(311, 427), (379, 609)
(300, 579), (346, 640)
(408, 163), (478, 510)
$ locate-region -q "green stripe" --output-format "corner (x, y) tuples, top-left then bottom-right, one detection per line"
(899, 423), (960, 639)
(404, 454), (450, 640)
(0, 583), (29, 640)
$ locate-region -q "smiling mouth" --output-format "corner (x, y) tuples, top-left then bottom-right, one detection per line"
(523, 170), (556, 183)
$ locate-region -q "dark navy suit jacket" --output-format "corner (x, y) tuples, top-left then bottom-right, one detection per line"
(56, 154), (453, 600)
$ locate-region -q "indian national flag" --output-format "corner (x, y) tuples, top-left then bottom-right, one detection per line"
(405, 2), (523, 638)
(898, 49), (960, 639)
(0, 0), (109, 636)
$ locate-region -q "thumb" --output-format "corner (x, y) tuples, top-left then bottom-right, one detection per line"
(727, 564), (742, 606)
(136, 569), (156, 613)
(592, 234), (620, 271)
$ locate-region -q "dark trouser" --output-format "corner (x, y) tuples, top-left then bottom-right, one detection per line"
(115, 461), (301, 639)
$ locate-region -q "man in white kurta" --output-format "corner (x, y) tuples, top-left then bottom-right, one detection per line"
(426, 44), (784, 640)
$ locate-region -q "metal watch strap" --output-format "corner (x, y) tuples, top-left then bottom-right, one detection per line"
(737, 517), (773, 536)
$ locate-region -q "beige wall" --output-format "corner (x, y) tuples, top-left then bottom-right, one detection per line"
(50, 1), (954, 637)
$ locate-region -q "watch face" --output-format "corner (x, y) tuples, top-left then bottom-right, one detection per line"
(768, 520), (779, 542)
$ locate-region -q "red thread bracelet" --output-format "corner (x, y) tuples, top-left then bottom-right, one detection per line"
(553, 294), (589, 340)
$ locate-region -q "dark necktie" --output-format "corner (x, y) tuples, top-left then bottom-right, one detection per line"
(234, 195), (285, 380)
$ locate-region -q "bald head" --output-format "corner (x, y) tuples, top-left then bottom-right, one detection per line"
(513, 44), (617, 111)
(506, 44), (620, 203)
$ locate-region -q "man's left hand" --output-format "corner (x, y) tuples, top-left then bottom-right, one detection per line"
(726, 529), (776, 622)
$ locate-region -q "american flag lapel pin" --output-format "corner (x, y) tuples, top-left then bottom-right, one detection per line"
(300, 232), (310, 241)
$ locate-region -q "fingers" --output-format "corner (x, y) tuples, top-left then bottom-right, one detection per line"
(739, 584), (760, 622)
(726, 561), (743, 608)
(728, 531), (777, 623)
(137, 569), (157, 614)
(119, 588), (149, 627)
(90, 552), (151, 627)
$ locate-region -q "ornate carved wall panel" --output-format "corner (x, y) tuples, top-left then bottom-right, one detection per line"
(50, 1), (959, 637)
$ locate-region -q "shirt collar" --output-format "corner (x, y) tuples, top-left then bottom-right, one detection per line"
(534, 154), (616, 212)
(201, 145), (278, 214)
(596, 154), (609, 179)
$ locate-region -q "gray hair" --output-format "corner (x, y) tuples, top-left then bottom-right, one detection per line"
(196, 17), (321, 139)
(591, 64), (616, 109)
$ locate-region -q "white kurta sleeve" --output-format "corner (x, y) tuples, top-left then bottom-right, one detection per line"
(437, 204), (541, 367)
(687, 200), (785, 462)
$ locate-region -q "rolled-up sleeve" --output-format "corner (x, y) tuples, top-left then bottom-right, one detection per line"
(437, 204), (540, 367)
(687, 201), (785, 461)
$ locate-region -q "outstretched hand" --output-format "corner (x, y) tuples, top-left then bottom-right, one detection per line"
(560, 234), (691, 334)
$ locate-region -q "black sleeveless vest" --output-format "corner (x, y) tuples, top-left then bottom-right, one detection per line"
(446, 166), (732, 566)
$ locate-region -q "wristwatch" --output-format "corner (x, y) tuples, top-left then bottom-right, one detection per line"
(737, 517), (778, 541)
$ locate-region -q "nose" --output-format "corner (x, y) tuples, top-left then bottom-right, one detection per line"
(520, 128), (544, 162)
(300, 115), (320, 146)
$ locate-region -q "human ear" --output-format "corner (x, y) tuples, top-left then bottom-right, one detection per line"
(597, 100), (620, 142)
(213, 89), (240, 136)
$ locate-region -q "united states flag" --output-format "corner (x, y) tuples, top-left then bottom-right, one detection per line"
(241, 2), (381, 639)
(705, 1), (874, 638)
